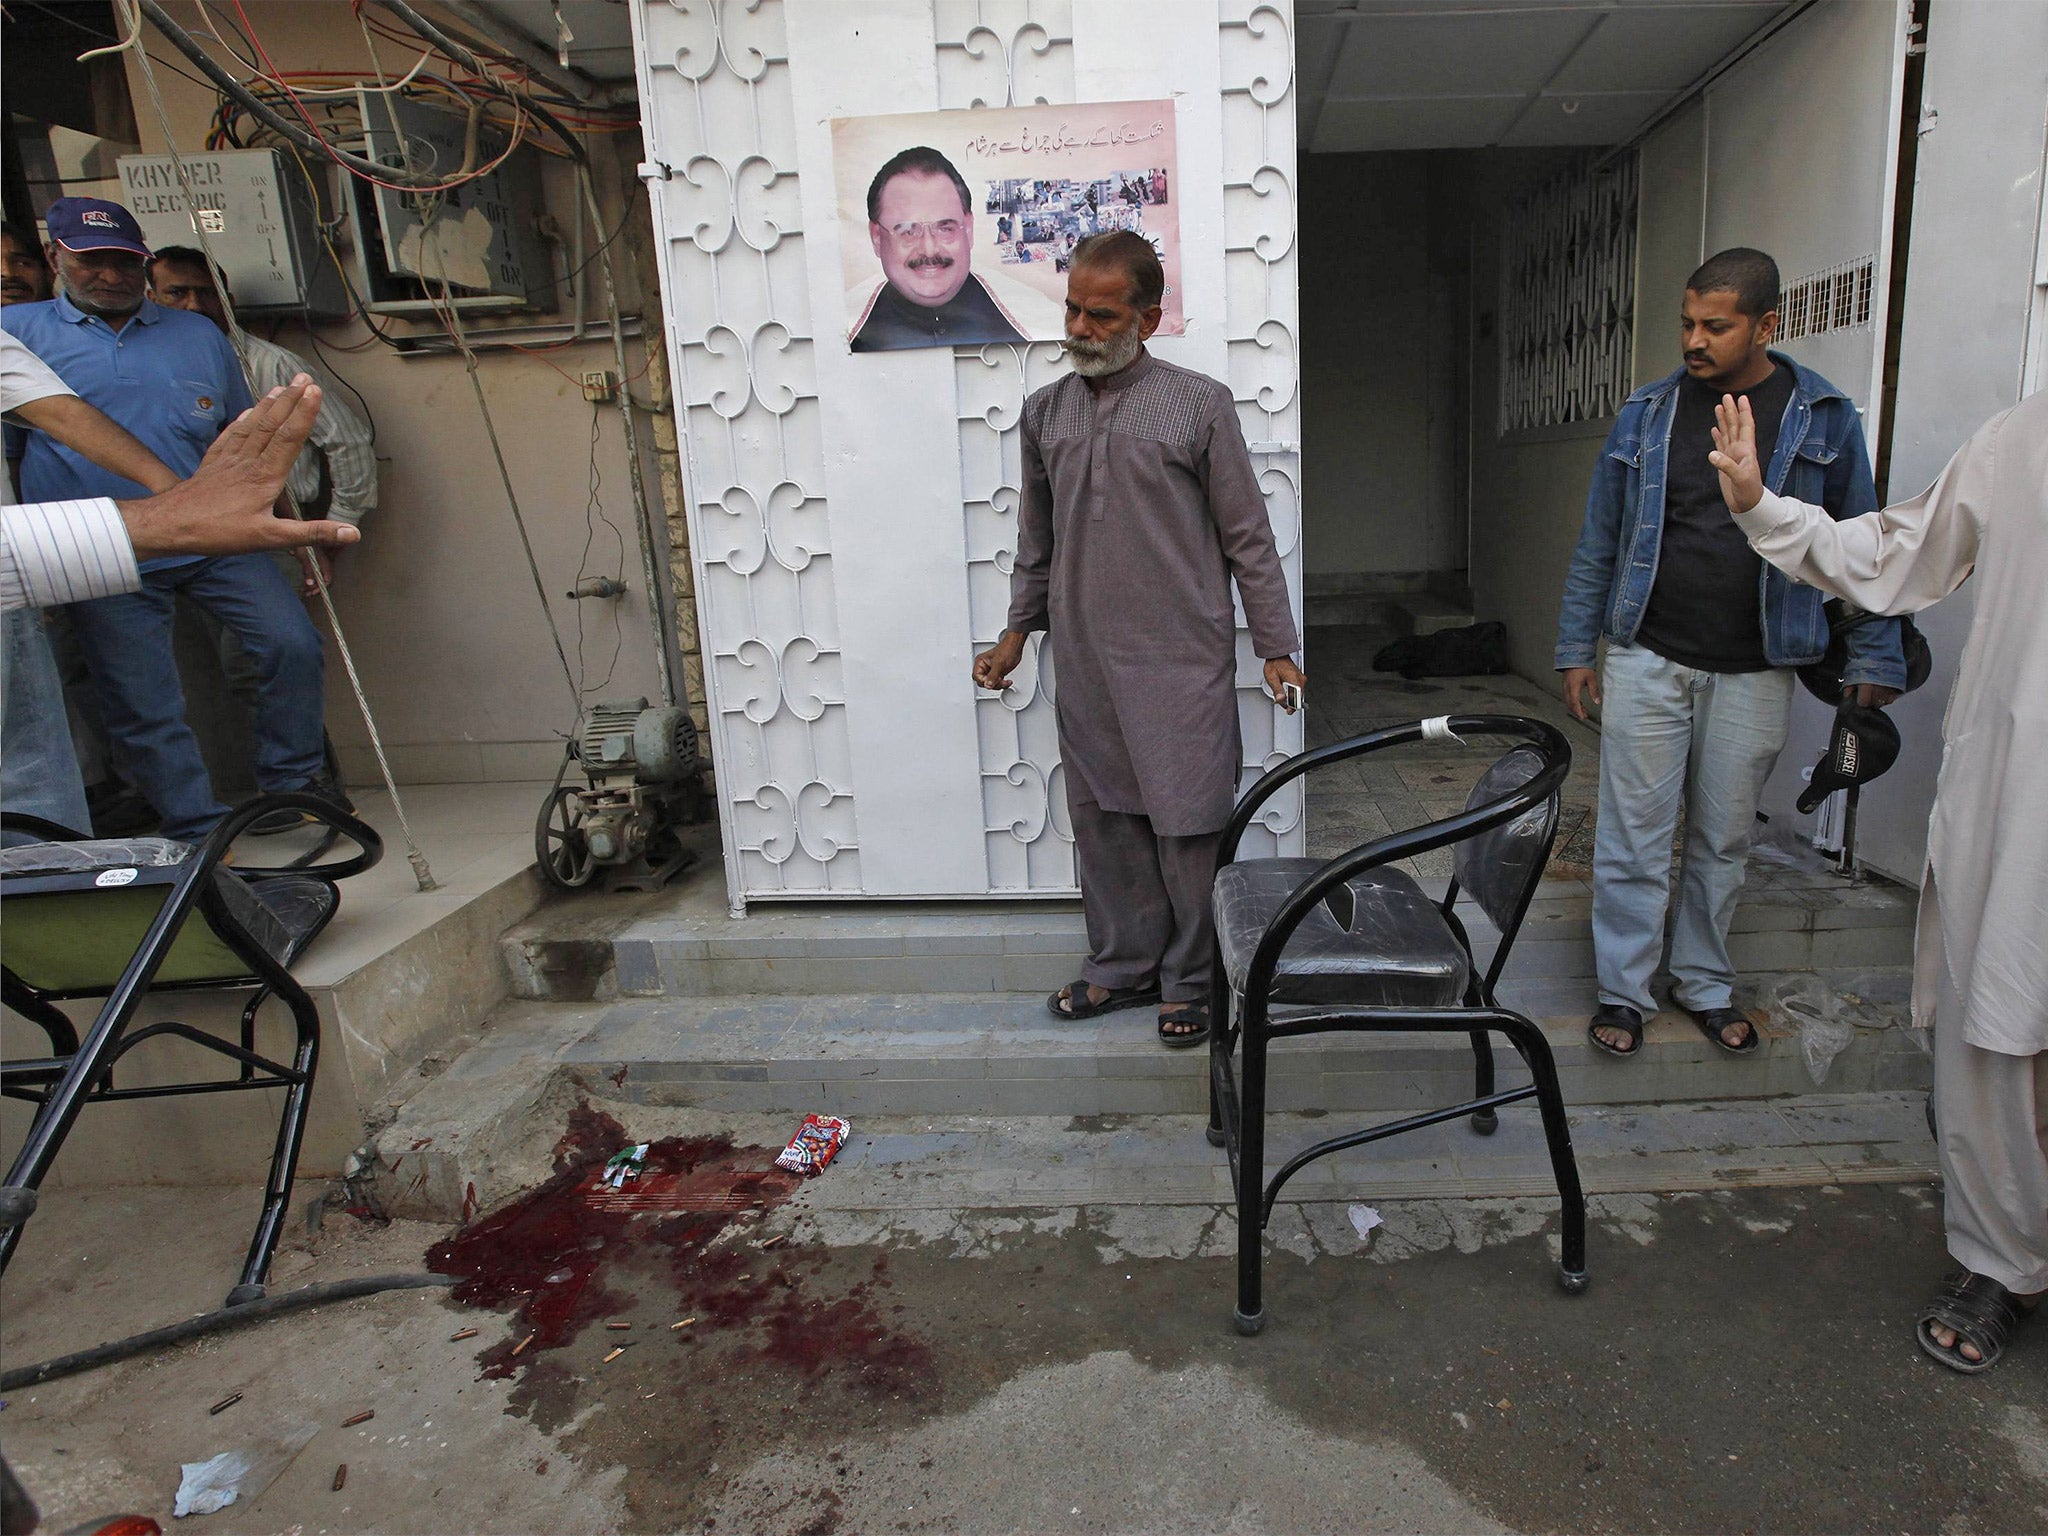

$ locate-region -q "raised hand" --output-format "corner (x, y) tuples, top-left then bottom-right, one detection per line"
(115, 379), (363, 561)
(1708, 393), (1765, 516)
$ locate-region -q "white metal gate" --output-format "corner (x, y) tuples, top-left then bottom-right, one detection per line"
(630, 0), (1304, 907)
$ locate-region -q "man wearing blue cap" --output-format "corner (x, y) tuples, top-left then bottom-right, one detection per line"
(2, 197), (334, 843)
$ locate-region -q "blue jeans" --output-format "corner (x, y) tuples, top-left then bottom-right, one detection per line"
(0, 607), (92, 840)
(66, 555), (326, 842)
(1591, 643), (1794, 1017)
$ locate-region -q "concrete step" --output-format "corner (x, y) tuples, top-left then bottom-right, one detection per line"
(1392, 594), (1476, 636)
(477, 974), (1921, 1118)
(503, 871), (1918, 1002)
(367, 997), (1936, 1225)
(1303, 592), (1402, 628)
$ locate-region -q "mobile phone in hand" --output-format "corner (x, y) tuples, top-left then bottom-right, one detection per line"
(1282, 681), (1304, 713)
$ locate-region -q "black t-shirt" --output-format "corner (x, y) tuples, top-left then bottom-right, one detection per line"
(1636, 365), (1797, 673)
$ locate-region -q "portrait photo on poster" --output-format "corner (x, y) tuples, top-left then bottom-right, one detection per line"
(830, 99), (1184, 353)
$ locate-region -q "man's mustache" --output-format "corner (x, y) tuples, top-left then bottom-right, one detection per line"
(906, 254), (954, 272)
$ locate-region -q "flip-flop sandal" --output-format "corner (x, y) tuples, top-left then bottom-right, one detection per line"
(1917, 1270), (2034, 1374)
(1157, 996), (1211, 1049)
(1047, 979), (1159, 1021)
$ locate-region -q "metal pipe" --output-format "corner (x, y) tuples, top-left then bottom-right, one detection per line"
(581, 162), (677, 711)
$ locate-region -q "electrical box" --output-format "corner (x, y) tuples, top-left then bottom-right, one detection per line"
(350, 92), (554, 317)
(116, 148), (347, 319)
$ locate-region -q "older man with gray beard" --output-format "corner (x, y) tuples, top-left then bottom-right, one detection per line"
(972, 232), (1304, 1047)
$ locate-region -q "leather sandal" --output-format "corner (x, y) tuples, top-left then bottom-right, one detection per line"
(1587, 1004), (1644, 1058)
(1157, 996), (1211, 1049)
(1684, 1003), (1759, 1054)
(1917, 1270), (2037, 1374)
(1047, 979), (1159, 1021)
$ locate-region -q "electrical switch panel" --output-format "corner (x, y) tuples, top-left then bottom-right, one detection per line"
(116, 148), (348, 319)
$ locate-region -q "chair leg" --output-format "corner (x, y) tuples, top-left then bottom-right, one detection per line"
(0, 990), (143, 1278)
(1501, 1014), (1588, 1293)
(228, 986), (321, 1306)
(1467, 1030), (1498, 1135)
(4, 977), (79, 1058)
(238, 987), (270, 1084)
(1206, 960), (1232, 1149)
(1234, 1008), (1267, 1336)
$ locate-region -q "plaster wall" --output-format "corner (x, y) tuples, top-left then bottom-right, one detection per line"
(1462, 150), (1604, 684)
(1294, 151), (1458, 581)
(1634, 99), (1706, 389)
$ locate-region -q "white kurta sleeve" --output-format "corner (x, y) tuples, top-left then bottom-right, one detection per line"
(1731, 410), (2003, 617)
(1, 331), (77, 413)
(1, 498), (141, 612)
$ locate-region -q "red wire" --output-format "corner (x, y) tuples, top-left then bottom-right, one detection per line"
(229, 0), (537, 194)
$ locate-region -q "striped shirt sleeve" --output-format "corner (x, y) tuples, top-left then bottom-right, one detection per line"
(1, 498), (141, 612)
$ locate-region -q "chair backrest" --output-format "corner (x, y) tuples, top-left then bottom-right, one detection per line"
(1452, 744), (1560, 933)
(0, 838), (287, 993)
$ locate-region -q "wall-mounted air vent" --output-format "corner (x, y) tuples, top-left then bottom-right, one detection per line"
(1777, 259), (1876, 342)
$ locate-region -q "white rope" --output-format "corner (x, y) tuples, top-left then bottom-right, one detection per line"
(111, 0), (439, 891)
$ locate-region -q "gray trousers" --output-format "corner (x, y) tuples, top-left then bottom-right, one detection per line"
(1935, 948), (2048, 1295)
(1069, 786), (1222, 1003)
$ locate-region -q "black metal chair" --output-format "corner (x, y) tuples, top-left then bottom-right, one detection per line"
(0, 795), (381, 1304)
(1207, 715), (1587, 1334)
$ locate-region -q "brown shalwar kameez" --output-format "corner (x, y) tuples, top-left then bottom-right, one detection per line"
(1009, 350), (1298, 1000)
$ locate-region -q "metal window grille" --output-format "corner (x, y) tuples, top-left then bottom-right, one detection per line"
(1498, 154), (1638, 434)
(1776, 258), (1876, 342)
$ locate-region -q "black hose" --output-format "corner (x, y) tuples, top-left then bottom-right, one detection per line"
(134, 1), (448, 189)
(0, 1273), (452, 1391)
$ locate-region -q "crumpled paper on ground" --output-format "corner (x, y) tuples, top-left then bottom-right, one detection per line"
(173, 1421), (318, 1517)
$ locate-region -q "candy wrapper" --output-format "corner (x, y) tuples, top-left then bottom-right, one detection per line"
(774, 1114), (851, 1176)
(602, 1143), (649, 1189)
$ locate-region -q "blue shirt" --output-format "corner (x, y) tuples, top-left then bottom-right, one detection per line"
(2, 294), (252, 571)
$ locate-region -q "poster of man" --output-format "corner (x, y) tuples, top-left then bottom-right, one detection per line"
(832, 100), (1183, 353)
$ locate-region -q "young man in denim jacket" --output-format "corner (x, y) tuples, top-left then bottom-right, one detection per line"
(1554, 248), (1907, 1059)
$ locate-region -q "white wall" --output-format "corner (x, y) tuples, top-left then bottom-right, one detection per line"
(1702, 0), (1905, 417)
(1846, 0), (2048, 882)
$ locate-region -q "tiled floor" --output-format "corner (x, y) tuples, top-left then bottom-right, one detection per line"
(1302, 625), (1604, 876)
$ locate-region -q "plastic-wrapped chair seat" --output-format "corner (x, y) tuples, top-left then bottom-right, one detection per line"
(0, 796), (381, 1306)
(1215, 861), (1470, 1007)
(1207, 716), (1588, 1336)
(1, 838), (339, 989)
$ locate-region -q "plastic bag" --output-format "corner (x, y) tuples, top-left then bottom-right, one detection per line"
(172, 1422), (317, 1517)
(1772, 976), (1855, 1087)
